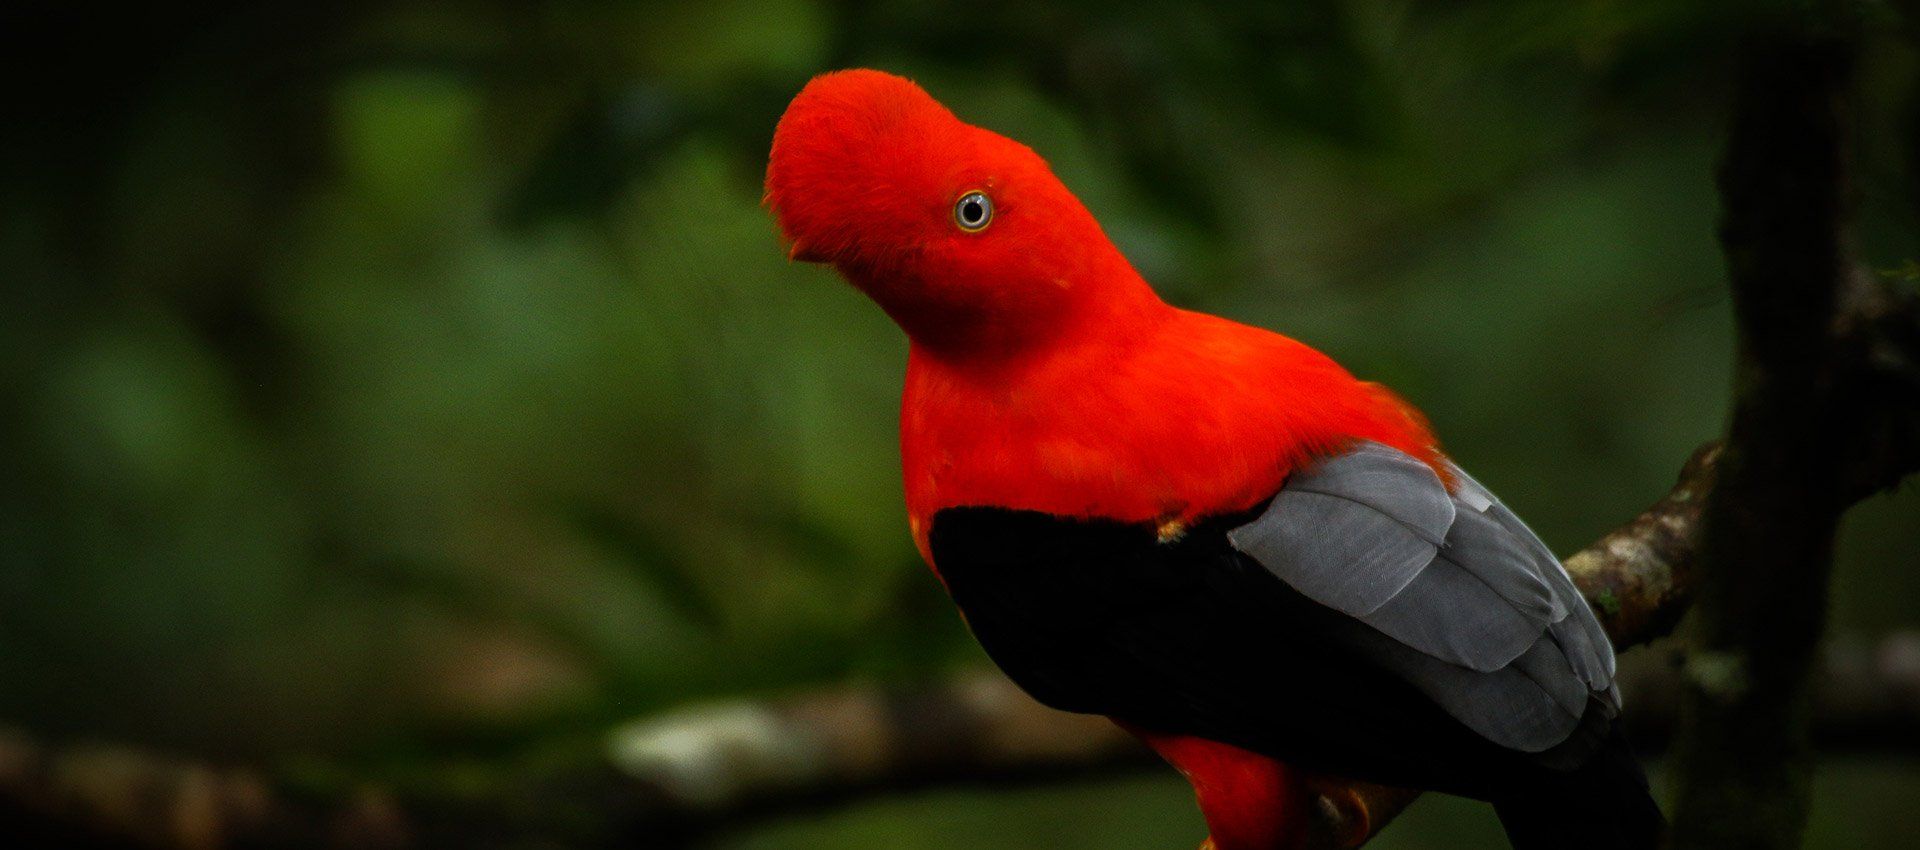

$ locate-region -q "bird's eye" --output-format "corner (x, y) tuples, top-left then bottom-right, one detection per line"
(953, 191), (993, 232)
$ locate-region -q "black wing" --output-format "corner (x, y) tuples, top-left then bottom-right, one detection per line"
(928, 443), (1621, 799)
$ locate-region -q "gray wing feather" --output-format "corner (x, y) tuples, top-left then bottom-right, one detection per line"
(1449, 462), (1620, 688)
(1361, 549), (1542, 672)
(1334, 616), (1583, 753)
(1507, 635), (1593, 719)
(1226, 442), (1453, 616)
(1229, 441), (1623, 752)
(1551, 617), (1612, 695)
(1439, 507), (1559, 623)
(1284, 442), (1457, 546)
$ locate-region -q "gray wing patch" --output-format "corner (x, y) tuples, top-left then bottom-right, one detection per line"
(1450, 462), (1618, 688)
(1439, 507), (1559, 623)
(1331, 617), (1587, 754)
(1226, 442), (1453, 617)
(1228, 442), (1622, 753)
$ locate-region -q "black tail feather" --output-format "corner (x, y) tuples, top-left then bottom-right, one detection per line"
(1492, 728), (1664, 850)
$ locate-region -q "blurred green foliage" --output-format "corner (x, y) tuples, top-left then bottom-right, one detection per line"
(2, 1), (1917, 847)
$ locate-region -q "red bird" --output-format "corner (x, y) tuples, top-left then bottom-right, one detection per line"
(765, 69), (1662, 850)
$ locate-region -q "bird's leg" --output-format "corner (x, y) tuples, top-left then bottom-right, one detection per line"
(1299, 774), (1424, 848)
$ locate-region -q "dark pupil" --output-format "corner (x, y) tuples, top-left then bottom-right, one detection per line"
(961, 197), (985, 225)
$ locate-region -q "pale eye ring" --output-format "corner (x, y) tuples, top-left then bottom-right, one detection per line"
(953, 191), (993, 232)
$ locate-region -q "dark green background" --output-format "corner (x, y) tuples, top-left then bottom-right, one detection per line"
(3, 2), (1916, 847)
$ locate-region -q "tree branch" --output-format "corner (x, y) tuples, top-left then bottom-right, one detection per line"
(7, 629), (1920, 850)
(1665, 23), (1872, 850)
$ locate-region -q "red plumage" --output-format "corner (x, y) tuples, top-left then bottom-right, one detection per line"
(766, 70), (1441, 565)
(766, 70), (1463, 850)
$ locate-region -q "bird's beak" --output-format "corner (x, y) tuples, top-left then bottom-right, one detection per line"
(788, 239), (829, 264)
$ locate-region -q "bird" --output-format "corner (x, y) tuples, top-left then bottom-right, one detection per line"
(763, 68), (1663, 850)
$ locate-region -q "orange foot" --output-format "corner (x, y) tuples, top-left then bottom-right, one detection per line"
(1302, 777), (1373, 848)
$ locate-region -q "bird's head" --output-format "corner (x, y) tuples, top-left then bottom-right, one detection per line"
(765, 69), (1155, 357)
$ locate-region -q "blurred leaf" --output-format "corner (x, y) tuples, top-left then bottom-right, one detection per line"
(564, 503), (724, 632)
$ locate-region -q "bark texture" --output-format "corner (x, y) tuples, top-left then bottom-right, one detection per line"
(1665, 25), (1869, 850)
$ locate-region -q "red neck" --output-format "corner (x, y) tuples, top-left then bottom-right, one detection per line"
(846, 242), (1165, 365)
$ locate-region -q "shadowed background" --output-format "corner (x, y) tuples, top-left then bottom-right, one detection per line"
(2, 1), (1917, 848)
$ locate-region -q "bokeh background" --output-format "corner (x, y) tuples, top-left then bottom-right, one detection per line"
(4, 1), (1918, 848)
